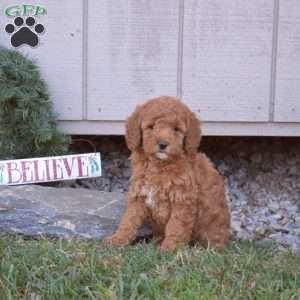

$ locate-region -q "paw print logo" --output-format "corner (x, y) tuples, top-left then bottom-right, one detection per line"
(5, 16), (45, 47)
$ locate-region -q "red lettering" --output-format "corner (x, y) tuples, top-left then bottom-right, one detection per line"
(77, 157), (83, 177)
(76, 156), (88, 177)
(7, 162), (22, 184)
(63, 158), (75, 177)
(52, 159), (63, 180)
(44, 159), (51, 181)
(21, 161), (33, 183)
(33, 160), (45, 182)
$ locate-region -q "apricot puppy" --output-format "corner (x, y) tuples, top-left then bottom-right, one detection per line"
(105, 96), (230, 251)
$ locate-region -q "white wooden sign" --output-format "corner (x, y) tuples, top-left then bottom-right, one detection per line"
(0, 153), (101, 185)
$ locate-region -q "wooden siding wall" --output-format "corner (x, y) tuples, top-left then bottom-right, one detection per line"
(0, 0), (300, 136)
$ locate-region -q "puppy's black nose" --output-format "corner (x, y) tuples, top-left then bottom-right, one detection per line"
(158, 141), (169, 151)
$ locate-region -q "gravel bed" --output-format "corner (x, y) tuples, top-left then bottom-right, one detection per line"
(58, 136), (300, 251)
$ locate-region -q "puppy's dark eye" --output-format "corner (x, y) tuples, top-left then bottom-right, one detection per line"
(174, 127), (180, 133)
(147, 125), (154, 130)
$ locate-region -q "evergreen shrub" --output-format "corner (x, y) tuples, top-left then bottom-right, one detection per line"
(0, 47), (70, 159)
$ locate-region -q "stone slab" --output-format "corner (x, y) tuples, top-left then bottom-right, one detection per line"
(0, 185), (127, 239)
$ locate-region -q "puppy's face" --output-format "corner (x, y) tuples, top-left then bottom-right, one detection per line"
(125, 97), (202, 159)
(141, 114), (187, 161)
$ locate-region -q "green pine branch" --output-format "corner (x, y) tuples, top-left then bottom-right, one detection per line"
(0, 47), (70, 159)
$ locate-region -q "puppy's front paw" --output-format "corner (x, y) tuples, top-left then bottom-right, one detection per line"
(160, 239), (177, 252)
(103, 234), (129, 247)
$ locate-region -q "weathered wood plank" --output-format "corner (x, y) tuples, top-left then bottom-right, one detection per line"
(0, 0), (83, 120)
(87, 0), (179, 120)
(58, 120), (300, 137)
(274, 0), (300, 122)
(182, 0), (273, 122)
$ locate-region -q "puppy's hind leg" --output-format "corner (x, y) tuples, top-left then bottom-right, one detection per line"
(196, 214), (231, 250)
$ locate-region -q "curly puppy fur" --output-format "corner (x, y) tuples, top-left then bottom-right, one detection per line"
(105, 96), (231, 251)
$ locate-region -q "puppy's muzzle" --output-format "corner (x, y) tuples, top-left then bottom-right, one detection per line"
(158, 140), (169, 152)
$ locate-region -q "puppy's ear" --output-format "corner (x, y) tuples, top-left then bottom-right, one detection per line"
(184, 112), (202, 155)
(125, 106), (142, 152)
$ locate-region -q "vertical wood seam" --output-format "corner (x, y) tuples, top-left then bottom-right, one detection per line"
(176, 0), (184, 99)
(269, 0), (280, 122)
(82, 0), (88, 120)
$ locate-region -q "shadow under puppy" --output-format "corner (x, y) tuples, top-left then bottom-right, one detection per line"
(105, 96), (231, 251)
